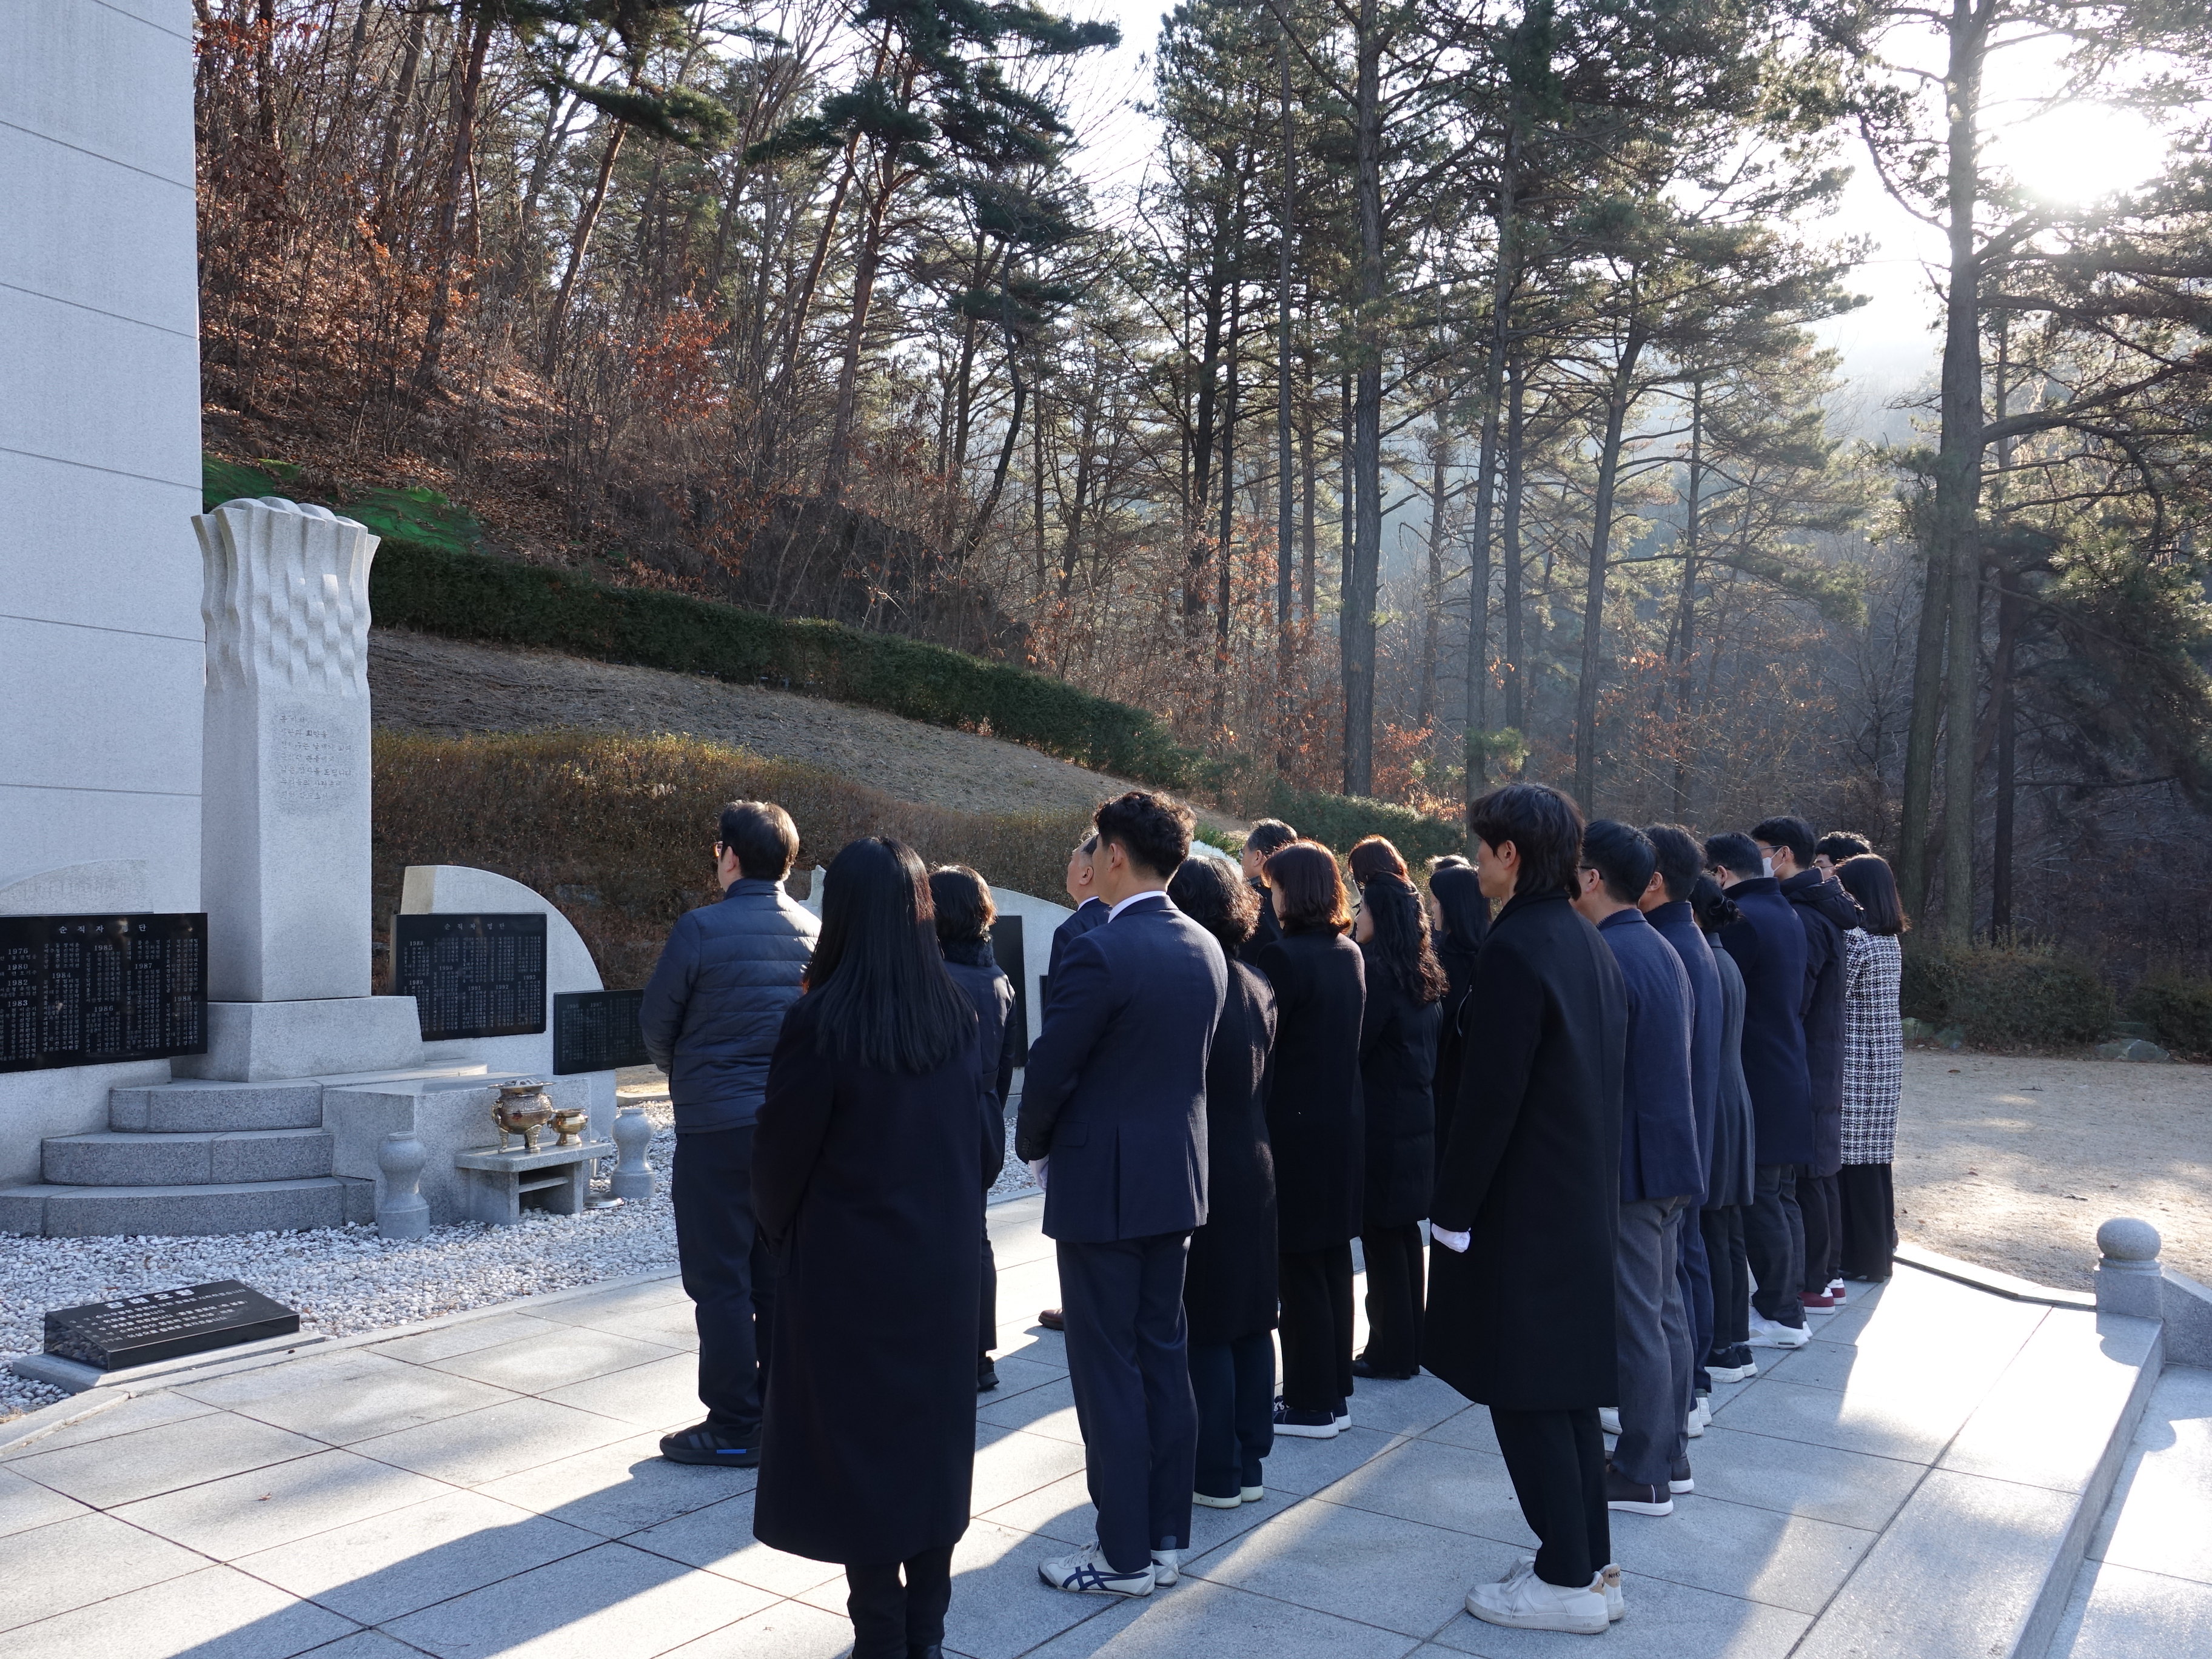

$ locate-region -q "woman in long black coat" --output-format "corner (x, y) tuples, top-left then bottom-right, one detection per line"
(1252, 840), (1366, 1438)
(754, 837), (1001, 1659)
(928, 865), (1018, 1391)
(1347, 837), (1446, 1380)
(1692, 875), (1758, 1381)
(1426, 856), (1489, 1174)
(1166, 857), (1280, 1508)
(1427, 784), (1626, 1626)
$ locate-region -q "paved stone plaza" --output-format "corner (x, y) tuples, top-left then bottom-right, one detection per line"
(0, 1194), (2196, 1659)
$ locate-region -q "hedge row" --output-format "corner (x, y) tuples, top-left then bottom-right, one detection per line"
(369, 537), (1201, 787)
(1900, 939), (2117, 1049)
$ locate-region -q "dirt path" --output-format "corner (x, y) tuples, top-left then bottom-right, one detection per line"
(1896, 1051), (2212, 1290)
(369, 629), (1242, 831)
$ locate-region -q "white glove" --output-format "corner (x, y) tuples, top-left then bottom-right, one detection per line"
(1430, 1222), (1470, 1254)
(1028, 1158), (1049, 1191)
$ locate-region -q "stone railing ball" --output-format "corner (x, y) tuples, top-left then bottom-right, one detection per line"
(2097, 1218), (2163, 1262)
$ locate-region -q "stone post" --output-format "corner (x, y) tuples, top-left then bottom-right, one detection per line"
(2094, 1217), (2163, 1319)
(195, 498), (378, 1002)
(611, 1102), (654, 1202)
(376, 1130), (431, 1239)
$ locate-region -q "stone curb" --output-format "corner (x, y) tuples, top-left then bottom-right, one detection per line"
(1895, 1241), (2097, 1309)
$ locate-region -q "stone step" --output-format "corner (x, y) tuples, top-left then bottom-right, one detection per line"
(107, 1064), (492, 1133)
(0, 1176), (374, 1238)
(41, 1128), (332, 1187)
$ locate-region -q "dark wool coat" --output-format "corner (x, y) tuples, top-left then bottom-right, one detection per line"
(1358, 956), (1441, 1230)
(1598, 908), (1701, 1205)
(639, 879), (820, 1134)
(1240, 877), (1285, 964)
(1184, 960), (1280, 1344)
(751, 996), (1000, 1564)
(1047, 896), (1109, 980)
(1780, 870), (1862, 1179)
(1430, 937), (1480, 1186)
(943, 946), (1017, 1193)
(1715, 877), (1813, 1168)
(1647, 900), (1721, 1203)
(1704, 940), (1758, 1209)
(1424, 888), (1625, 1412)
(1253, 928), (1367, 1254)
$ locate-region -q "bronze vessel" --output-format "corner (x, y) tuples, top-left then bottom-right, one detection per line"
(548, 1107), (589, 1148)
(492, 1081), (554, 1153)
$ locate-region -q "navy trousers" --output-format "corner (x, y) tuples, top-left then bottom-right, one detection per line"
(1676, 1204), (1714, 1392)
(671, 1126), (778, 1435)
(1057, 1233), (1198, 1575)
(1190, 1332), (1275, 1500)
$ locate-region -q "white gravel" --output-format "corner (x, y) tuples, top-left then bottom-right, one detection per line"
(990, 1101), (1039, 1205)
(0, 1102), (680, 1424)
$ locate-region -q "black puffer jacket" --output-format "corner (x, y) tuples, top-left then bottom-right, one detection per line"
(1779, 870), (1863, 1178)
(640, 878), (819, 1134)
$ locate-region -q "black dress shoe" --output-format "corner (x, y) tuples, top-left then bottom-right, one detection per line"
(977, 1358), (1000, 1392)
(659, 1421), (760, 1467)
(1039, 1307), (1065, 1331)
(1350, 1357), (1415, 1381)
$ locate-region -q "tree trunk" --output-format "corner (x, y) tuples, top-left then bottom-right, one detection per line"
(413, 7), (494, 394)
(1418, 428), (1449, 728)
(1934, 0), (1989, 942)
(372, 5), (426, 243)
(1989, 571), (2019, 936)
(1300, 397), (1317, 619)
(1277, 32), (1296, 673)
(822, 156), (897, 497)
(1341, 0), (1386, 796)
(1501, 352), (1526, 734)
(543, 116), (627, 372)
(1461, 120), (1516, 806)
(1571, 338), (1642, 814)
(1667, 378), (1704, 819)
(961, 343), (1025, 558)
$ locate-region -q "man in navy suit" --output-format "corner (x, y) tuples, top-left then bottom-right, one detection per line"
(1037, 831), (1109, 1335)
(1018, 792), (1228, 1598)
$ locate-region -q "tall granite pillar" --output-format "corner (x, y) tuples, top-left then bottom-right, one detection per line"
(176, 497), (422, 1081)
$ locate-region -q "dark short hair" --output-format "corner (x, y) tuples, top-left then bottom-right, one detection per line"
(1347, 835), (1408, 888)
(1469, 783), (1583, 897)
(1705, 832), (1765, 880)
(1094, 791), (1193, 880)
(1245, 819), (1297, 859)
(1751, 816), (1816, 867)
(805, 839), (974, 1073)
(1073, 832), (1099, 857)
(1264, 841), (1351, 933)
(1691, 873), (1742, 934)
(1428, 858), (1489, 954)
(719, 800), (799, 880)
(1581, 820), (1656, 907)
(1644, 823), (1704, 905)
(1816, 831), (1874, 864)
(1167, 856), (1258, 954)
(927, 865), (994, 946)
(1836, 853), (1908, 936)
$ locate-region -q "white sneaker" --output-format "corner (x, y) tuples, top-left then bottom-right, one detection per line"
(1150, 1548), (1181, 1587)
(1748, 1314), (1809, 1349)
(1686, 1407), (1704, 1439)
(1239, 1484), (1264, 1503)
(1191, 1489), (1241, 1509)
(1599, 1406), (1621, 1436)
(1465, 1566), (1609, 1634)
(1334, 1403), (1351, 1427)
(1037, 1542), (1153, 1597)
(1694, 1395), (1712, 1430)
(1600, 1563), (1626, 1622)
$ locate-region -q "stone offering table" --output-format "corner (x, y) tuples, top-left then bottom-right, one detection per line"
(451, 1139), (615, 1225)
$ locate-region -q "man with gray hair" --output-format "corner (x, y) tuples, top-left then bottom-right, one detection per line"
(640, 800), (819, 1467)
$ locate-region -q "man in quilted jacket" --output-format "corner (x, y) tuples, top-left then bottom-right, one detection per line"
(641, 799), (819, 1466)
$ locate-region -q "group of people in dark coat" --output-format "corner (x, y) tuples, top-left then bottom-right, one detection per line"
(634, 777), (1903, 1652)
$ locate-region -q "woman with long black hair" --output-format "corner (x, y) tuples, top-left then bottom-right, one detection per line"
(1347, 836), (1447, 1379)
(752, 838), (999, 1659)
(1834, 854), (1907, 1283)
(1426, 855), (1489, 1175)
(1252, 839), (1366, 1438)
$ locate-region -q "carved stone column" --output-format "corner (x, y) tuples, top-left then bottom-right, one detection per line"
(194, 498), (378, 1002)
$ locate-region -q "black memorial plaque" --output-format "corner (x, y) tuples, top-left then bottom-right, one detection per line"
(392, 913), (548, 1041)
(553, 989), (648, 1074)
(44, 1279), (300, 1371)
(0, 913), (207, 1075)
(990, 915), (1029, 1065)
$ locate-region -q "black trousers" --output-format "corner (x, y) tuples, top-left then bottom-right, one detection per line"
(1278, 1242), (1355, 1415)
(979, 1216), (998, 1359)
(845, 1543), (954, 1659)
(1838, 1163), (1896, 1280)
(1359, 1222), (1426, 1374)
(1676, 1210), (1713, 1391)
(1057, 1233), (1198, 1575)
(1190, 1331), (1275, 1500)
(1490, 1406), (1610, 1589)
(1700, 1204), (1751, 1350)
(1746, 1162), (1806, 1327)
(671, 1127), (777, 1433)
(1800, 1169), (1841, 1292)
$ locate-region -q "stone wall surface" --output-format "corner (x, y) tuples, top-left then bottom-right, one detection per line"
(0, 2), (203, 1182)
